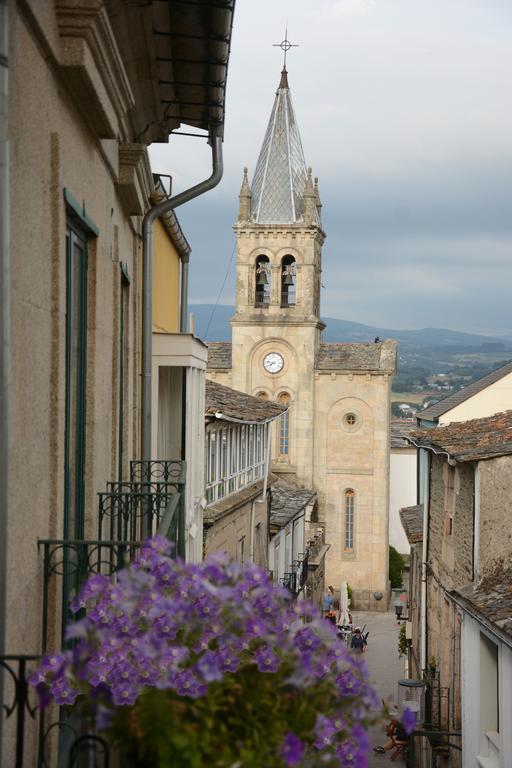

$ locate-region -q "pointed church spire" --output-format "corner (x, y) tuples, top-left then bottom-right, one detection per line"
(249, 68), (319, 225)
(238, 167), (252, 222)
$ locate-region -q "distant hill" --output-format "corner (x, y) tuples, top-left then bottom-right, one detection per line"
(189, 304), (512, 350)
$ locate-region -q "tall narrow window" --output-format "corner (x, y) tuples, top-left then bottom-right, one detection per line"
(64, 220), (89, 539)
(281, 255), (296, 307)
(344, 490), (355, 551)
(277, 393), (291, 458)
(255, 255), (270, 307)
(118, 263), (130, 481)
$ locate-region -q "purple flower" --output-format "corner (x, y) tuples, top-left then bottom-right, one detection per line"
(29, 535), (378, 764)
(254, 646), (280, 673)
(401, 706), (417, 735)
(112, 680), (138, 706)
(336, 670), (363, 697)
(336, 739), (368, 767)
(50, 676), (79, 706)
(314, 715), (338, 748)
(279, 732), (304, 766)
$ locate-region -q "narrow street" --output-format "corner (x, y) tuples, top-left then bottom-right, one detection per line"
(351, 612), (406, 767)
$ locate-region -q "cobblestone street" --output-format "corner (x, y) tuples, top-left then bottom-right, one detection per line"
(351, 611), (406, 767)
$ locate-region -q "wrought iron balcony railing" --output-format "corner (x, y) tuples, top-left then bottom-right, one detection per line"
(38, 538), (141, 651)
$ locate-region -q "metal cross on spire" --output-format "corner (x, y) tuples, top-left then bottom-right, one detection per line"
(273, 28), (299, 69)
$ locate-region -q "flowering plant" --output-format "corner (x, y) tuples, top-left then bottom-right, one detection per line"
(31, 536), (378, 767)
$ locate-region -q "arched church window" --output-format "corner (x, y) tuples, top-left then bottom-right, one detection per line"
(344, 489), (355, 551)
(281, 255), (296, 308)
(256, 391), (269, 400)
(255, 256), (270, 307)
(277, 392), (291, 457)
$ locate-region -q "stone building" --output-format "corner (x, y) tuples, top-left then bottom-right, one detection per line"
(407, 411), (512, 766)
(207, 67), (396, 608)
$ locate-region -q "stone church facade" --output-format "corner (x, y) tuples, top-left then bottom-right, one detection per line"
(207, 67), (396, 608)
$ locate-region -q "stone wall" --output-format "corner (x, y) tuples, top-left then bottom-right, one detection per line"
(478, 455), (512, 577)
(204, 480), (269, 568)
(427, 455), (473, 591)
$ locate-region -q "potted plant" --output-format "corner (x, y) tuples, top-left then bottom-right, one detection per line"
(428, 656), (437, 677)
(31, 536), (379, 767)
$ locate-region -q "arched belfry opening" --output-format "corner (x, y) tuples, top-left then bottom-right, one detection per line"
(255, 255), (270, 307)
(280, 255), (296, 307)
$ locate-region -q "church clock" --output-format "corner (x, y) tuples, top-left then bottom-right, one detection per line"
(263, 352), (284, 374)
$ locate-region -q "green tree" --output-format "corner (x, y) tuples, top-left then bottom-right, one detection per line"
(389, 546), (404, 589)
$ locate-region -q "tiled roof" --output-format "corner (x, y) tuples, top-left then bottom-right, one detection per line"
(411, 410), (512, 462)
(270, 483), (317, 531)
(391, 420), (417, 448)
(420, 360), (512, 421)
(455, 563), (512, 642)
(205, 379), (285, 423)
(207, 342), (232, 369)
(399, 504), (424, 545)
(316, 340), (396, 372)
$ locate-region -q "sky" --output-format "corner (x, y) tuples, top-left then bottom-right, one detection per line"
(149, 0), (512, 336)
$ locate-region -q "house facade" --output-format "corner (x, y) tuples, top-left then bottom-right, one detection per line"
(407, 412), (512, 767)
(2, 1), (235, 763)
(203, 379), (284, 569)
(268, 484), (329, 609)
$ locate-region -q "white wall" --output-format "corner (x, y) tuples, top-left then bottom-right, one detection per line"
(439, 371), (512, 425)
(389, 447), (417, 553)
(462, 613), (512, 768)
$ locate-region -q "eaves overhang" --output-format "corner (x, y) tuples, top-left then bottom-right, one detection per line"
(108, 0), (236, 143)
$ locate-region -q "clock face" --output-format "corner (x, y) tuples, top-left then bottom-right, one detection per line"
(263, 352), (284, 374)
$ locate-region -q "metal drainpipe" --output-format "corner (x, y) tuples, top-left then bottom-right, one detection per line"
(141, 131), (223, 467)
(180, 253), (189, 333)
(0, 0), (9, 740)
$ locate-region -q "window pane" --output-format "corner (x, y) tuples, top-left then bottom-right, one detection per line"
(344, 490), (355, 550)
(65, 226), (87, 539)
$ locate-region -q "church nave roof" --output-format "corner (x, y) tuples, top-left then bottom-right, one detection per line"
(316, 340), (396, 372)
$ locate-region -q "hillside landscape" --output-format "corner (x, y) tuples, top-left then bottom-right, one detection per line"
(190, 304), (512, 416)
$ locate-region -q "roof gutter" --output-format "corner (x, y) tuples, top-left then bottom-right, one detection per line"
(210, 410), (285, 426)
(141, 130), (223, 470)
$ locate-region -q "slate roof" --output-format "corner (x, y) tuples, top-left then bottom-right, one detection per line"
(391, 420), (417, 448)
(205, 379), (285, 423)
(316, 340), (396, 372)
(207, 340), (397, 373)
(455, 563), (512, 643)
(250, 68), (317, 225)
(420, 360), (512, 421)
(207, 342), (232, 369)
(270, 483), (317, 531)
(399, 504), (424, 545)
(411, 410), (512, 462)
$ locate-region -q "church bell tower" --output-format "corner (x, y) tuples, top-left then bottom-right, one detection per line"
(230, 66), (325, 488)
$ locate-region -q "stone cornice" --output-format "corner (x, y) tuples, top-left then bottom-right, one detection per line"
(231, 315), (325, 331)
(118, 143), (153, 216)
(233, 222), (326, 245)
(55, 0), (135, 140)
